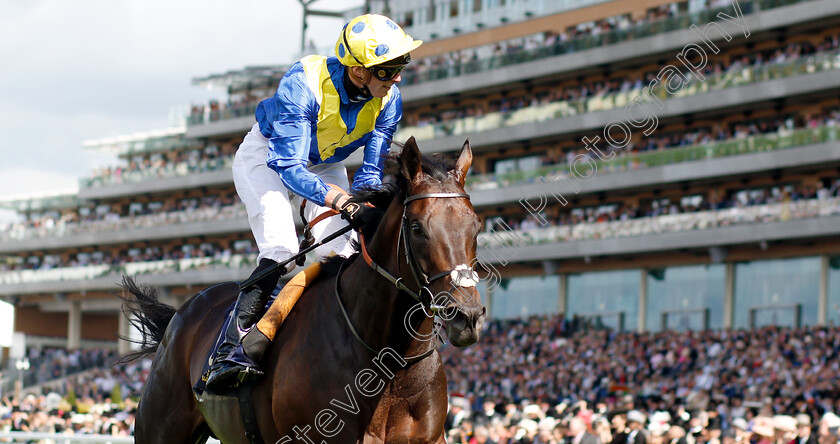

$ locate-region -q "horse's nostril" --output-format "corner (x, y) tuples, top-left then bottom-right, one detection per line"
(463, 305), (486, 326)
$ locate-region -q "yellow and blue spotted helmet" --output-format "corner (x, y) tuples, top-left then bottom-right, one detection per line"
(335, 14), (422, 68)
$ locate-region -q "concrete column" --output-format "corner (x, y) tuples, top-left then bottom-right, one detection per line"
(638, 269), (647, 333)
(723, 263), (736, 329)
(819, 254), (829, 325)
(118, 311), (131, 356)
(67, 301), (82, 350)
(558, 274), (568, 315)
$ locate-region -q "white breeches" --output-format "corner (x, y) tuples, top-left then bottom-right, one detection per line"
(232, 123), (357, 264)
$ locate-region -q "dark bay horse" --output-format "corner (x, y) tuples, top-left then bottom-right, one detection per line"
(123, 137), (486, 443)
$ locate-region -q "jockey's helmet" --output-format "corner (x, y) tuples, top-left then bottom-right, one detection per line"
(335, 14), (422, 78)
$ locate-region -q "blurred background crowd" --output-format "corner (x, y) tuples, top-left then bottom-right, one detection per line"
(440, 317), (840, 443)
(5, 319), (840, 443)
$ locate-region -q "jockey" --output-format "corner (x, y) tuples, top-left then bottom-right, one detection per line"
(205, 14), (422, 391)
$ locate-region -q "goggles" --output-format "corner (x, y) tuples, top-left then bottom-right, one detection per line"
(369, 63), (407, 81)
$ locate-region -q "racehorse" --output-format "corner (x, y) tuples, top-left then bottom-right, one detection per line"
(123, 137), (487, 443)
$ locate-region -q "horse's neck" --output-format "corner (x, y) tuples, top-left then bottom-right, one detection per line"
(339, 209), (436, 359)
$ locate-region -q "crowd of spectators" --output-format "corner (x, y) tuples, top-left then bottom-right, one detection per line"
(1, 38), (838, 283)
(0, 193), (243, 243)
(7, 320), (840, 442)
(480, 182), (840, 248)
(2, 183), (835, 281)
(187, 92), (263, 126)
(439, 317), (840, 443)
(0, 356), (150, 438)
(83, 145), (230, 189)
(9, 38), (830, 241)
(2, 181), (838, 279)
(493, 181), (838, 232)
(401, 36), (840, 132)
(17, 348), (119, 389)
(0, 240), (256, 277)
(179, 0), (818, 130)
(5, 102), (838, 248)
(399, 0), (834, 88)
(468, 105), (840, 190)
(76, 34), (840, 201)
(181, 2), (688, 124)
(401, 3), (681, 86)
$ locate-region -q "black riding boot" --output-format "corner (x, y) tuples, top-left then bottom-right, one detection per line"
(205, 259), (283, 392)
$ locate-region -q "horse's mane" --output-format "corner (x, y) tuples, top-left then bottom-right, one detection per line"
(319, 146), (457, 277)
(352, 147), (456, 206)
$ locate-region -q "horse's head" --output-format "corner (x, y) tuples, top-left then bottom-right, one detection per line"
(393, 137), (487, 347)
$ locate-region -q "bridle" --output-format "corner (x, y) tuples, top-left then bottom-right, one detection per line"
(334, 190), (478, 363)
(362, 191), (474, 315)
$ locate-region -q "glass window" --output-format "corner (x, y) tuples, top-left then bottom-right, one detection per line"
(568, 270), (639, 331)
(827, 256), (840, 325)
(734, 257), (820, 328)
(489, 276), (559, 319)
(450, 0), (459, 17)
(646, 265), (725, 331)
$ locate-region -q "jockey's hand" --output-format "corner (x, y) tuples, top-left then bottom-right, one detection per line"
(337, 200), (376, 228)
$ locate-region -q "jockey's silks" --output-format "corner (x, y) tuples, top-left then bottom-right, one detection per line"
(300, 55), (393, 161)
(256, 56), (402, 206)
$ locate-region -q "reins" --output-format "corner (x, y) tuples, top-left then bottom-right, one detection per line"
(296, 200), (339, 266)
(333, 259), (438, 364)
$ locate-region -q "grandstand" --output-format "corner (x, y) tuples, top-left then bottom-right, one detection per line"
(2, 0), (840, 440)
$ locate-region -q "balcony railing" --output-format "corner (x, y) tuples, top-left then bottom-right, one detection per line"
(0, 254), (257, 286)
(186, 101), (257, 126)
(477, 196), (840, 248)
(396, 49), (840, 144)
(400, 0), (812, 86)
(5, 197), (838, 285)
(0, 204), (246, 243)
(121, 54), (840, 194)
(467, 126), (840, 190)
(79, 157), (234, 189)
(182, 0), (818, 128)
(5, 125), (837, 247)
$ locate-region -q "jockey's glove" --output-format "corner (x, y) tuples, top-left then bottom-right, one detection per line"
(337, 201), (376, 229)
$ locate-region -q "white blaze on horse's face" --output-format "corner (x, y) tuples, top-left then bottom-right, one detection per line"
(450, 264), (479, 288)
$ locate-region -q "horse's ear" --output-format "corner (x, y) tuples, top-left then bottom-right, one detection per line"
(400, 136), (422, 182)
(454, 139), (473, 187)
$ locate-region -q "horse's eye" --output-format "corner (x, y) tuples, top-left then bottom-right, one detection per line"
(410, 222), (424, 237)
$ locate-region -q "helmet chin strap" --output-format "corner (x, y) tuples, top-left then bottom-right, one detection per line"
(350, 67), (373, 97)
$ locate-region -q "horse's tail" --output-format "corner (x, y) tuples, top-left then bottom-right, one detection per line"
(118, 275), (177, 363)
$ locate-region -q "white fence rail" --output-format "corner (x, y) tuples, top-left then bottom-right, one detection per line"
(0, 432), (222, 443)
(0, 433), (132, 443)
